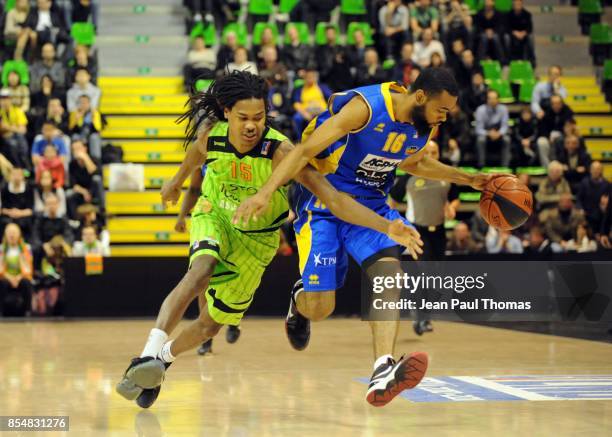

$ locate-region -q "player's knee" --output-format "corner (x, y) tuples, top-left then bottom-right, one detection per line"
(196, 316), (222, 339)
(299, 291), (335, 321)
(185, 257), (216, 292)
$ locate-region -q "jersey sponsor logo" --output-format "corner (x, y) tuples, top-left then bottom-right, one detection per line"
(406, 146), (420, 154)
(374, 123), (386, 132)
(355, 154), (402, 187)
(219, 182), (258, 203)
(308, 274), (320, 285)
(261, 140), (272, 156)
(213, 140), (225, 147)
(314, 253), (336, 267)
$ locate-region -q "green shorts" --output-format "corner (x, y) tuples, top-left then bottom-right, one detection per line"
(189, 201), (279, 325)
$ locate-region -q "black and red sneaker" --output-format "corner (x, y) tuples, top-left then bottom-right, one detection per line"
(285, 279), (310, 351)
(365, 352), (429, 407)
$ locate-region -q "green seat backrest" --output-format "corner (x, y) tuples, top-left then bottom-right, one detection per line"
(285, 22), (311, 44)
(346, 22), (374, 46)
(604, 59), (612, 80)
(508, 60), (535, 84)
(252, 22), (279, 46)
(248, 0), (273, 15)
(279, 0), (300, 14)
(71, 22), (96, 46)
(578, 0), (602, 14)
(315, 22), (340, 45)
(189, 22), (217, 46)
(480, 60), (502, 82)
(590, 23), (612, 44)
(494, 0), (512, 12)
(222, 23), (248, 47)
(1, 59), (29, 87)
(465, 0), (484, 12)
(340, 0), (367, 15)
(518, 80), (536, 103)
(5, 0), (16, 12)
(488, 79), (514, 103)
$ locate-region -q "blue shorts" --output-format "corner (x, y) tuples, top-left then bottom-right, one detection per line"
(292, 185), (409, 292)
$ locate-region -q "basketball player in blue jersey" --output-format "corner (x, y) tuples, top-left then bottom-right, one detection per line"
(234, 68), (505, 407)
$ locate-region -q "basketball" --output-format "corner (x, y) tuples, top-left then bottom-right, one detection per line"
(479, 176), (533, 231)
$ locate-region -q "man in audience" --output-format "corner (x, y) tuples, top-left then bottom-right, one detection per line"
(412, 28), (446, 68)
(67, 140), (103, 219)
(486, 226), (523, 254)
(522, 224), (562, 255)
(536, 94), (574, 166)
(557, 134), (592, 193)
(461, 71), (488, 116)
(577, 161), (610, 231)
(32, 193), (74, 254)
(29, 43), (68, 94)
(541, 193), (584, 249)
(410, 0), (439, 40)
(69, 95), (103, 160)
(72, 225), (110, 257)
(291, 68), (332, 138)
(216, 31), (238, 72)
(531, 66), (567, 120)
(505, 0), (535, 65)
(282, 24), (314, 76)
(474, 89), (511, 167)
(355, 48), (387, 86)
(392, 42), (419, 86)
(15, 0), (69, 61)
(31, 120), (69, 167)
(67, 68), (101, 113)
(380, 0), (411, 59)
(446, 222), (482, 255)
(0, 89), (30, 169)
(535, 160), (572, 212)
(475, 0), (506, 63)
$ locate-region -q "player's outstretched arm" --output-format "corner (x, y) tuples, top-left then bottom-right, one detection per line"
(232, 97), (370, 225)
(296, 165), (424, 260)
(175, 168), (203, 233)
(400, 150), (513, 191)
(161, 128), (209, 208)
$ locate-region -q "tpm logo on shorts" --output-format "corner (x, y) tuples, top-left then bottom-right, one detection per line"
(314, 253), (336, 267)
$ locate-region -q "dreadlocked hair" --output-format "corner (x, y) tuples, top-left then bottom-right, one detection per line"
(177, 70), (270, 149)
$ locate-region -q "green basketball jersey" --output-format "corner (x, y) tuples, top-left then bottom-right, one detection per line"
(198, 122), (289, 232)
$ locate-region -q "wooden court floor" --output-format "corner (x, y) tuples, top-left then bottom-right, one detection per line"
(0, 319), (611, 436)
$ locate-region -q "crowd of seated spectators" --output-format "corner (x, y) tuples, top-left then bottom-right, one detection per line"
(0, 0), (106, 317)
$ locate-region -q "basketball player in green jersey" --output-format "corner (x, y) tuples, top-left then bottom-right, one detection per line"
(116, 71), (424, 408)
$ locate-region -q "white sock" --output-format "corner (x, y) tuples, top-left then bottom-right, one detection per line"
(159, 340), (176, 363)
(373, 354), (393, 371)
(140, 328), (168, 358)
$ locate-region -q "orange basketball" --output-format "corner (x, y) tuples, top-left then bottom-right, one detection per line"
(479, 176), (533, 231)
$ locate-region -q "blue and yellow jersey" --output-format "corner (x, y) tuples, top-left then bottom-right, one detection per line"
(302, 82), (433, 199)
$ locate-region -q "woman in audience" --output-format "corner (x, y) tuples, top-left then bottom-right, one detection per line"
(34, 169), (67, 217)
(0, 223), (33, 317)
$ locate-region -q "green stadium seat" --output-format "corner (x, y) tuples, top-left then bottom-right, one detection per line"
(604, 59), (612, 80)
(516, 167), (546, 176)
(346, 22), (374, 45)
(70, 22), (96, 46)
(4, 0), (16, 11)
(315, 22), (340, 45)
(248, 0), (273, 15)
(488, 79), (514, 103)
(480, 60), (502, 82)
(382, 59), (396, 70)
(578, 0), (602, 35)
(494, 0), (512, 12)
(602, 56), (612, 102)
(340, 0), (367, 15)
(252, 22), (279, 45)
(508, 60), (535, 84)
(279, 0), (300, 14)
(518, 80), (536, 103)
(189, 22), (217, 46)
(195, 79), (213, 92)
(465, 0), (484, 12)
(590, 23), (612, 44)
(284, 22), (311, 44)
(1, 60), (29, 87)
(482, 166), (512, 174)
(222, 23), (248, 47)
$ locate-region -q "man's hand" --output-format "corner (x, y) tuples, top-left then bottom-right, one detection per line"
(160, 180), (182, 208)
(600, 234), (611, 249)
(387, 219), (424, 260)
(232, 190), (272, 226)
(470, 173), (516, 191)
(175, 216), (187, 233)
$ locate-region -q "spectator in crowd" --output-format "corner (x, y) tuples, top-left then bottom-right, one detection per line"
(446, 221), (482, 255)
(3, 0), (30, 52)
(598, 190), (611, 249)
(67, 45), (98, 87)
(31, 120), (69, 167)
(68, 94), (102, 159)
(430, 52), (445, 68)
(541, 193), (584, 248)
(355, 48), (387, 86)
(184, 36), (217, 88)
(72, 225), (110, 256)
(291, 68), (332, 138)
(30, 75), (61, 119)
(64, 0), (98, 29)
(536, 95), (574, 159)
(216, 31), (238, 72)
(252, 26), (279, 69)
(6, 71), (30, 113)
(15, 0), (69, 61)
(379, 0), (411, 59)
(531, 66), (567, 120)
(73, 203), (108, 247)
(0, 223), (33, 317)
(410, 0), (440, 39)
(474, 0), (506, 63)
(315, 25), (352, 91)
(282, 24), (314, 76)
(551, 118), (585, 161)
(412, 28), (446, 68)
(29, 43), (67, 94)
(441, 0), (472, 48)
(392, 42), (419, 86)
(67, 68), (101, 112)
(461, 71), (487, 116)
(535, 160), (572, 211)
(0, 89), (30, 169)
(577, 161), (610, 230)
(66, 139), (103, 219)
(454, 49), (480, 89)
(259, 47), (289, 90)
(505, 0), (535, 65)
(0, 167), (34, 240)
(346, 28), (369, 66)
(289, 0), (338, 30)
(447, 39), (466, 74)
(474, 89), (511, 167)
(34, 169), (67, 217)
(32, 193), (74, 254)
(438, 104), (471, 166)
(470, 209), (489, 245)
(522, 224), (562, 255)
(33, 98), (69, 135)
(35, 144), (65, 189)
(486, 226), (524, 254)
(512, 107), (539, 166)
(557, 134), (591, 193)
(37, 234), (70, 315)
(565, 220), (597, 252)
(227, 46), (258, 74)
